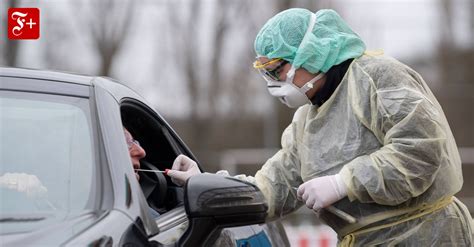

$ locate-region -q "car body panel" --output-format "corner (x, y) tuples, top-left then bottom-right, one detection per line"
(1, 212), (98, 246)
(0, 67), (93, 86)
(64, 210), (143, 246)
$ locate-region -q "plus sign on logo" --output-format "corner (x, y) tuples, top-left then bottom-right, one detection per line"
(8, 8), (40, 40)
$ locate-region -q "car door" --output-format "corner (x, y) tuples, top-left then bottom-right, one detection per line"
(83, 79), (160, 243)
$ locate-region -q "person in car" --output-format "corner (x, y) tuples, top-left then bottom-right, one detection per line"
(123, 127), (161, 219)
(123, 127), (145, 181)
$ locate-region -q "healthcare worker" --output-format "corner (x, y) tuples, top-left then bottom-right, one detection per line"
(167, 8), (474, 246)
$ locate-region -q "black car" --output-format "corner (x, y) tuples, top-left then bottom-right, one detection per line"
(0, 68), (289, 246)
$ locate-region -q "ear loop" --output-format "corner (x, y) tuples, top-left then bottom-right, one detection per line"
(297, 72), (324, 94)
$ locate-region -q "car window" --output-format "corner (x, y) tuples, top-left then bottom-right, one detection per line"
(120, 100), (187, 213)
(0, 90), (96, 234)
(120, 100), (199, 170)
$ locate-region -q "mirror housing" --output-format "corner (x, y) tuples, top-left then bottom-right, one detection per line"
(178, 174), (268, 247)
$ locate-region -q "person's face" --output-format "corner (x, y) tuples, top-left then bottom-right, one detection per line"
(124, 128), (146, 180)
(256, 57), (325, 99)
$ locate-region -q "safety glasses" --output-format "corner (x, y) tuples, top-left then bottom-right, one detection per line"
(126, 138), (141, 150)
(253, 58), (289, 81)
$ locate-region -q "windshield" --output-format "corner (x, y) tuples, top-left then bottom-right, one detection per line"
(0, 90), (96, 234)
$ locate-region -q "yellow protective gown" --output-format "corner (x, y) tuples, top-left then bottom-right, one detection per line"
(237, 54), (474, 246)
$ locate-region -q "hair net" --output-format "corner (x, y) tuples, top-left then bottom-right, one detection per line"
(254, 8), (366, 73)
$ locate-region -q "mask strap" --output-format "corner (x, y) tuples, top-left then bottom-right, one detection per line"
(299, 72), (324, 93)
(302, 13), (317, 47)
(287, 66), (296, 79)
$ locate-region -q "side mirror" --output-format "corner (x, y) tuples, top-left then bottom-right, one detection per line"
(178, 174), (268, 247)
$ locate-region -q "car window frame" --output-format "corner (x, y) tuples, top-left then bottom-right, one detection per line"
(120, 98), (202, 168)
(119, 98), (187, 174)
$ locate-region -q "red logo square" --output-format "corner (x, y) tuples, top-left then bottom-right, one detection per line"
(8, 8), (40, 40)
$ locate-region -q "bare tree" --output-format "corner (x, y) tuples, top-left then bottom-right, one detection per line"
(209, 1), (260, 117)
(437, 0), (474, 85)
(163, 0), (265, 120)
(78, 0), (136, 76)
(471, 0), (474, 47)
(2, 0), (20, 67)
(41, 7), (77, 72)
(275, 0), (294, 11)
(207, 1), (231, 116)
(164, 0), (202, 120)
(439, 0), (454, 47)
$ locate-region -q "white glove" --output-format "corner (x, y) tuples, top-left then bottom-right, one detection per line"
(0, 172), (48, 198)
(297, 174), (347, 211)
(167, 154), (201, 186)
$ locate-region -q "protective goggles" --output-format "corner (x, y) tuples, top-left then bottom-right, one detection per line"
(253, 58), (289, 81)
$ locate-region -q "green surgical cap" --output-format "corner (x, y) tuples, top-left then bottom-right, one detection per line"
(254, 8), (366, 73)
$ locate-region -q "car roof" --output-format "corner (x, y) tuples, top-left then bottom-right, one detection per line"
(0, 67), (95, 86)
(0, 67), (145, 102)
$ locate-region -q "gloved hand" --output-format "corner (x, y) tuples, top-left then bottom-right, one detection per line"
(297, 174), (347, 211)
(167, 154), (201, 186)
(0, 172), (48, 198)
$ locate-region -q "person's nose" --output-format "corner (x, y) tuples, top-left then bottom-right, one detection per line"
(130, 144), (146, 159)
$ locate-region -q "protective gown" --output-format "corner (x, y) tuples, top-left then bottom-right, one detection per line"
(237, 53), (474, 245)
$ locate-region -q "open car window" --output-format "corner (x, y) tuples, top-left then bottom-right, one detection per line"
(119, 99), (193, 217)
(120, 99), (195, 171)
